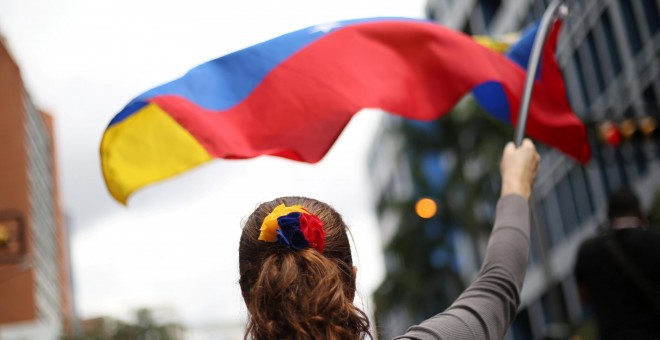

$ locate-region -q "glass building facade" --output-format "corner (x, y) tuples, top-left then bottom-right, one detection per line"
(369, 0), (660, 338)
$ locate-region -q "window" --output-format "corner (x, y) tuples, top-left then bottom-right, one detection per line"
(642, 84), (659, 115)
(619, 0), (642, 55)
(572, 53), (592, 106)
(586, 31), (606, 93)
(426, 5), (436, 21)
(461, 20), (473, 36)
(601, 10), (623, 75)
(642, 0), (660, 36)
(633, 142), (648, 175)
(557, 176), (580, 235)
(620, 140), (647, 178)
(597, 143), (630, 191)
(542, 191), (565, 248)
(530, 199), (547, 265)
(569, 166), (595, 225)
(480, 0), (501, 28)
(595, 143), (614, 194)
(586, 162), (608, 212)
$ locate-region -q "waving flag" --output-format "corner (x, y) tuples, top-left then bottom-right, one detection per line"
(473, 20), (588, 160)
(101, 17), (589, 204)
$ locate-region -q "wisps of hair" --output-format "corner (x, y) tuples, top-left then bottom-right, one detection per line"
(239, 197), (371, 340)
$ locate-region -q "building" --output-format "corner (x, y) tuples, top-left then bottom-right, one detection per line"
(369, 0), (660, 338)
(0, 37), (75, 338)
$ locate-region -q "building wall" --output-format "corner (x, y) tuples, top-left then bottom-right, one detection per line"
(0, 35), (38, 325)
(0, 37), (74, 338)
(42, 113), (75, 335)
(372, 0), (660, 338)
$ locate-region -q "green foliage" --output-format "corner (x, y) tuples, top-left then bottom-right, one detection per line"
(62, 308), (183, 340)
(372, 97), (512, 332)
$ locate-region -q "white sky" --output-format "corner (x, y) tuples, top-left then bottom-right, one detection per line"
(0, 0), (426, 332)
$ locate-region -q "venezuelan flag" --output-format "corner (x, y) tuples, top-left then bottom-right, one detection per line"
(101, 17), (589, 204)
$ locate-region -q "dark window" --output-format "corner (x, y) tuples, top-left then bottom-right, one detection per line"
(530, 199), (547, 265)
(557, 176), (580, 235)
(572, 53), (592, 106)
(480, 0), (501, 28)
(569, 166), (595, 224)
(426, 5), (436, 21)
(601, 11), (623, 75)
(642, 84), (659, 115)
(620, 140), (647, 178)
(623, 106), (635, 118)
(597, 145), (629, 191)
(633, 142), (648, 175)
(586, 32), (606, 93)
(618, 148), (631, 186)
(461, 20), (473, 35)
(642, 0), (660, 35)
(586, 162), (608, 211)
(542, 191), (565, 247)
(643, 84), (658, 103)
(595, 143), (616, 194)
(620, 0), (643, 55)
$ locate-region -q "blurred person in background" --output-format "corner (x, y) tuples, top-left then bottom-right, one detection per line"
(575, 187), (660, 340)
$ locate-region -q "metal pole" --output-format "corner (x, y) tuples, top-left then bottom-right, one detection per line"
(514, 3), (569, 333)
(514, 0), (567, 146)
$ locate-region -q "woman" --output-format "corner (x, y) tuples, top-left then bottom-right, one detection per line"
(238, 139), (540, 339)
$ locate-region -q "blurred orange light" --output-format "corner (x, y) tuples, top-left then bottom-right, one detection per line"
(640, 117), (657, 137)
(415, 198), (437, 219)
(619, 119), (636, 140)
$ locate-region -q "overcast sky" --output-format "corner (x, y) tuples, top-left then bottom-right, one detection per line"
(0, 0), (426, 332)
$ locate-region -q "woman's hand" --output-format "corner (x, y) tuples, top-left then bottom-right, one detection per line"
(500, 139), (540, 201)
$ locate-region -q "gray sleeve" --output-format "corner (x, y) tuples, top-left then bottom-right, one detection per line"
(393, 194), (530, 340)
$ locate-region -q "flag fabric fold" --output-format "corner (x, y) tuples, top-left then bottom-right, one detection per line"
(473, 20), (589, 162)
(101, 17), (590, 204)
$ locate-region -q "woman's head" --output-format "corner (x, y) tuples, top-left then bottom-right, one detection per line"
(239, 196), (370, 339)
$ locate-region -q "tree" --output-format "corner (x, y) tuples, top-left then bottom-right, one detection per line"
(63, 308), (184, 340)
(372, 98), (512, 337)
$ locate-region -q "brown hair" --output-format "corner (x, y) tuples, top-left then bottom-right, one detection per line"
(239, 196), (371, 339)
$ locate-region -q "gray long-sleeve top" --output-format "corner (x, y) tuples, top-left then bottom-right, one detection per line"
(394, 194), (530, 340)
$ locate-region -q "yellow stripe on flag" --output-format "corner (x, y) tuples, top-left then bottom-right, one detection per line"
(473, 32), (521, 54)
(100, 103), (212, 204)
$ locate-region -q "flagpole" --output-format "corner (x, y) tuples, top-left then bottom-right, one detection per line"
(514, 0), (569, 327)
(514, 0), (567, 146)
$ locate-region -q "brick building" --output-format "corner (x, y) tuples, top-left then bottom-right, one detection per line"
(0, 36), (74, 339)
